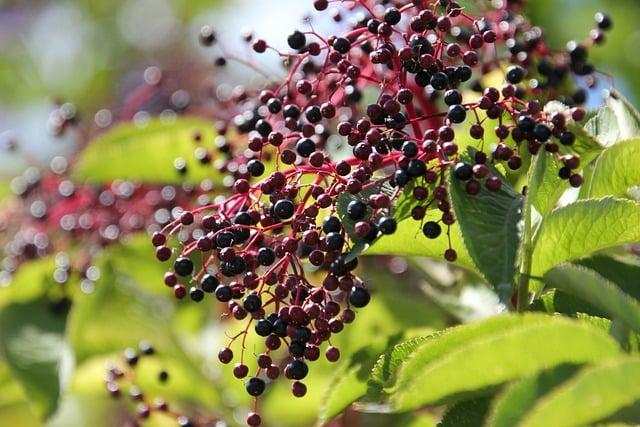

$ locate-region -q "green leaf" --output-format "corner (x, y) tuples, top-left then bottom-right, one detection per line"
(531, 197), (640, 277)
(365, 210), (474, 269)
(584, 107), (620, 147)
(566, 123), (604, 165)
(544, 264), (640, 333)
(578, 255), (640, 300)
(66, 260), (176, 362)
(367, 335), (430, 400)
(485, 364), (580, 427)
(389, 314), (621, 411)
(527, 152), (568, 216)
(606, 89), (640, 141)
(70, 352), (220, 411)
(438, 396), (493, 427)
(0, 298), (70, 418)
(582, 138), (640, 198)
(0, 257), (57, 309)
(389, 316), (535, 399)
(104, 234), (169, 296)
(73, 118), (219, 184)
(520, 358), (640, 427)
(318, 335), (400, 424)
(448, 164), (523, 295)
(536, 289), (606, 318)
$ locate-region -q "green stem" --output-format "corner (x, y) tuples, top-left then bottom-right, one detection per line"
(516, 192), (533, 312)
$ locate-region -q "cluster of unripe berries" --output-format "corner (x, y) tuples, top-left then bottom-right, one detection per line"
(0, 162), (203, 286)
(169, 1), (612, 425)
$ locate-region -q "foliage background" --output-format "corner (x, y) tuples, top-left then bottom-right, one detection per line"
(0, 1), (639, 426)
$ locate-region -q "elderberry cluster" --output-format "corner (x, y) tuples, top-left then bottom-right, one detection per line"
(0, 162), (206, 287)
(155, 1), (613, 424)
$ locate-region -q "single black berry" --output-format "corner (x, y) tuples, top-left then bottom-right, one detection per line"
(255, 319), (273, 337)
(447, 105), (466, 123)
(384, 7), (401, 25)
(274, 199), (295, 220)
(517, 115), (536, 132)
(347, 200), (367, 220)
(401, 140), (419, 157)
(325, 232), (345, 250)
(594, 12), (612, 30)
(215, 285), (232, 302)
(407, 159), (426, 178)
(247, 159), (265, 177)
(453, 162), (473, 180)
(559, 131), (575, 145)
(394, 170), (411, 187)
(304, 106), (322, 123)
(533, 124), (551, 141)
(322, 216), (342, 233)
(423, 221), (442, 239)
(286, 359), (309, 380)
(296, 138), (315, 157)
(349, 286), (371, 308)
(430, 72), (449, 90)
(201, 274), (219, 293)
(189, 287), (205, 302)
(287, 30), (306, 50)
(245, 377), (266, 396)
(243, 294), (262, 313)
(257, 247), (276, 266)
(288, 341), (306, 358)
(174, 257), (194, 277)
(377, 217), (397, 235)
(332, 37), (351, 53)
(506, 65), (525, 84)
(444, 89), (462, 106)
(254, 119), (272, 137)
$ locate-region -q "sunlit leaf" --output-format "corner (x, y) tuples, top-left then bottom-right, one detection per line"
(73, 118), (220, 184)
(520, 358), (640, 427)
(531, 197), (640, 277)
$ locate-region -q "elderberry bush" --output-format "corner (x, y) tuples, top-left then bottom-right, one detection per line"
(2, 1), (640, 427)
(146, 1), (625, 424)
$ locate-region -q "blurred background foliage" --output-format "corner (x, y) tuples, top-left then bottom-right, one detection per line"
(0, 0), (639, 426)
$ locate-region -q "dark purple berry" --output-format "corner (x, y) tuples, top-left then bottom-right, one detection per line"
(423, 221), (441, 239)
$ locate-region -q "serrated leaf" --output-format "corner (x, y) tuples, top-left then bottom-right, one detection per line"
(448, 164), (523, 294)
(389, 314), (621, 412)
(536, 289), (606, 318)
(390, 315), (535, 400)
(486, 365), (580, 427)
(584, 107), (620, 147)
(520, 358), (640, 427)
(583, 138), (640, 198)
(73, 118), (219, 184)
(544, 264), (640, 333)
(527, 152), (568, 216)
(367, 335), (430, 399)
(0, 298), (70, 418)
(606, 89), (640, 141)
(578, 255), (640, 301)
(365, 209), (474, 269)
(438, 396), (492, 427)
(530, 197), (640, 277)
